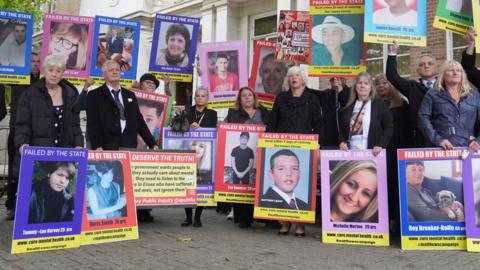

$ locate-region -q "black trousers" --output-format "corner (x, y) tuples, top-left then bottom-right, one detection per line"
(185, 206), (203, 221)
(233, 203), (253, 225)
(6, 128), (17, 210)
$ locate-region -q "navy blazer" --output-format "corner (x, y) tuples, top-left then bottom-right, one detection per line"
(259, 187), (309, 211)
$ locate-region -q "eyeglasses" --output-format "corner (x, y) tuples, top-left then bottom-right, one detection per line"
(52, 36), (78, 50)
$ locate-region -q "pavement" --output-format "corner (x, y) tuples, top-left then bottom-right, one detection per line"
(0, 198), (479, 270)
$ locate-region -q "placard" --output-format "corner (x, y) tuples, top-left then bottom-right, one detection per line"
(433, 0), (473, 35)
(275, 10), (310, 64)
(148, 13), (200, 82)
(130, 151), (197, 207)
(81, 150), (138, 245)
(214, 123), (265, 204)
(12, 147), (88, 254)
(207, 91), (238, 121)
(398, 148), (466, 250)
(254, 133), (318, 223)
(320, 150), (389, 246)
(309, 1), (366, 76)
(462, 153), (480, 252)
(163, 128), (217, 206)
(0, 10), (33, 84)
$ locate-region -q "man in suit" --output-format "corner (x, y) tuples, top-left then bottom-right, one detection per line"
(87, 60), (158, 222)
(259, 149), (309, 210)
(108, 28), (124, 56)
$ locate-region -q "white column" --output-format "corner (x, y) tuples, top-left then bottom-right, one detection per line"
(215, 4), (228, 42)
(201, 8), (214, 43)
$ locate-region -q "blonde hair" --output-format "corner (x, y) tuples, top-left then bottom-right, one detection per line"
(51, 23), (88, 70)
(434, 60), (473, 96)
(373, 73), (404, 109)
(330, 160), (378, 222)
(346, 72), (376, 107)
(190, 141), (211, 170)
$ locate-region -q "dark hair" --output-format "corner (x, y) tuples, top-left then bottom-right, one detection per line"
(95, 162), (113, 174)
(240, 132), (250, 139)
(234, 86), (259, 110)
(47, 162), (76, 179)
(138, 99), (164, 117)
(31, 52), (39, 57)
(165, 23), (191, 53)
(14, 23), (26, 30)
(270, 149), (299, 170)
(406, 160), (424, 167)
(216, 53), (228, 61)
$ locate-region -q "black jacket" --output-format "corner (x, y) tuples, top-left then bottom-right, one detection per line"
(224, 106), (270, 125)
(86, 84), (157, 150)
(461, 50), (480, 90)
(386, 55), (428, 147)
(0, 85), (6, 122)
(307, 86), (350, 148)
(8, 73), (41, 127)
(29, 181), (74, 224)
(267, 88), (322, 136)
(186, 105), (218, 128)
(15, 78), (84, 149)
(339, 97), (393, 148)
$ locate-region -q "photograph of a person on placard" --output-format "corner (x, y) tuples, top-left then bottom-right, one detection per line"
(28, 161), (78, 224)
(406, 160), (465, 222)
(223, 131), (258, 184)
(86, 161), (126, 220)
(48, 22), (89, 70)
(329, 160), (378, 223)
(372, 0), (418, 27)
(311, 15), (362, 67)
(208, 51), (240, 92)
(472, 159), (480, 226)
(259, 149), (310, 210)
(445, 0), (473, 17)
(0, 20), (26, 67)
(190, 141), (213, 185)
(255, 51), (288, 95)
(155, 22), (192, 67)
(96, 25), (134, 71)
(136, 99), (165, 149)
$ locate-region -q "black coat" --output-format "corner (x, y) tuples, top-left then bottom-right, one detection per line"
(0, 85), (6, 122)
(224, 106), (270, 125)
(186, 106), (218, 128)
(86, 84), (156, 150)
(386, 55), (428, 147)
(8, 73), (41, 127)
(15, 78), (84, 149)
(267, 88), (322, 136)
(461, 50), (480, 90)
(339, 97), (393, 148)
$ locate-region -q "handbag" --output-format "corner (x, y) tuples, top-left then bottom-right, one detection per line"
(170, 110), (190, 133)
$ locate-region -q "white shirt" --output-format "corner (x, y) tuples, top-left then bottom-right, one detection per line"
(350, 100), (371, 150)
(0, 32), (26, 67)
(373, 7), (418, 27)
(272, 186), (299, 209)
(106, 83), (126, 133)
(422, 79), (436, 89)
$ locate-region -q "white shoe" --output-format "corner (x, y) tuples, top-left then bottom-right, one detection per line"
(226, 210), (234, 220)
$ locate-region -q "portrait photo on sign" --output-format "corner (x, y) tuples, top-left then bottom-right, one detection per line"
(254, 48), (288, 95)
(28, 161), (79, 224)
(311, 14), (363, 67)
(86, 160), (127, 220)
(405, 160), (465, 222)
(445, 0), (472, 17)
(372, 0), (418, 27)
(223, 131), (258, 185)
(0, 19), (27, 67)
(329, 160), (378, 223)
(259, 148), (311, 211)
(95, 24), (135, 72)
(165, 140), (213, 185)
(155, 22), (193, 67)
(136, 98), (166, 149)
(207, 50), (240, 92)
(471, 159), (480, 226)
(47, 21), (89, 71)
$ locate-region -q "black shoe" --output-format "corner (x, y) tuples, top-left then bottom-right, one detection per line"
(239, 223), (251, 228)
(193, 220), (202, 227)
(277, 223), (291, 235)
(138, 213), (154, 223)
(181, 220), (192, 227)
(295, 232), (306, 237)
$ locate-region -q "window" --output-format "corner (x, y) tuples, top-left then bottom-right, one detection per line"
(451, 33), (480, 65)
(249, 12), (277, 73)
(366, 44), (411, 78)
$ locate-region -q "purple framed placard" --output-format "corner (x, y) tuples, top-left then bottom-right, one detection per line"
(11, 147), (88, 254)
(320, 149), (389, 246)
(463, 153), (480, 252)
(198, 41), (247, 92)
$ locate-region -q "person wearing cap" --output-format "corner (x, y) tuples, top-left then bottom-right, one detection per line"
(311, 15), (360, 66)
(131, 73), (172, 96)
(373, 0), (418, 27)
(405, 161), (463, 221)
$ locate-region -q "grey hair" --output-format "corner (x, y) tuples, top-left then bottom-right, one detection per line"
(415, 52), (437, 68)
(101, 60), (120, 74)
(42, 54), (66, 70)
(195, 86), (209, 95)
(287, 66), (308, 87)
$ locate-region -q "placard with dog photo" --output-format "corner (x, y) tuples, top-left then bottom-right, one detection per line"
(80, 150), (138, 246)
(320, 149), (389, 246)
(0, 10), (34, 84)
(214, 123), (265, 204)
(11, 147), (88, 254)
(398, 148), (466, 250)
(253, 133), (318, 223)
(461, 153), (480, 252)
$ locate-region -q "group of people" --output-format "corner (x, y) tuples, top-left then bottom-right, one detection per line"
(3, 25), (480, 239)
